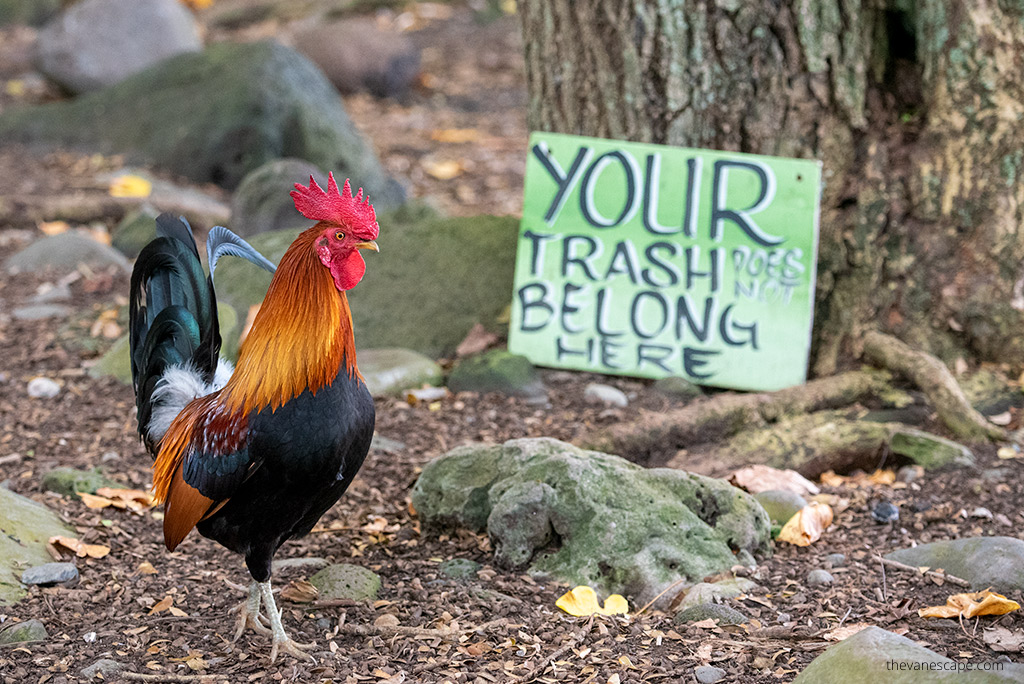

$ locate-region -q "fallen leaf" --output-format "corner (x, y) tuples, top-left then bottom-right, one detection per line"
(556, 586), (629, 616)
(456, 322), (499, 358)
(430, 128), (481, 143)
(824, 623), (872, 641)
(38, 220), (70, 236)
(777, 502), (834, 547)
(49, 535), (110, 559)
(109, 174), (152, 198)
(405, 386), (447, 405)
(185, 654), (208, 671)
(729, 465), (820, 496)
(79, 492), (116, 509)
(919, 590), (1020, 620)
(137, 562), (158, 575)
(820, 469), (895, 488)
(149, 596), (174, 615)
(422, 159), (463, 180)
(97, 487), (155, 511)
(982, 626), (1024, 652)
(281, 579), (319, 603)
(988, 411), (1012, 426)
(997, 446), (1021, 460)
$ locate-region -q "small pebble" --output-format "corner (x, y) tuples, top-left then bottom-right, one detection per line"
(21, 562), (79, 587)
(27, 377), (61, 399)
(583, 383), (628, 408)
(971, 507), (993, 520)
(82, 631), (96, 643)
(694, 665), (727, 684)
(871, 501), (899, 523)
(80, 659), (124, 679)
(896, 465), (923, 483)
(776, 612), (791, 623)
(101, 451), (120, 462)
(824, 553), (846, 568)
(807, 569), (834, 587)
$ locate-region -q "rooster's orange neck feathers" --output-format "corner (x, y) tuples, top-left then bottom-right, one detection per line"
(222, 225), (359, 414)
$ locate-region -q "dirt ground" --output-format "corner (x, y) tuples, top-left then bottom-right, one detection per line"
(2, 3), (1024, 683)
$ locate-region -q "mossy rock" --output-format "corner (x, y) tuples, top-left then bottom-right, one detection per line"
(674, 602), (748, 625)
(111, 206), (160, 259)
(412, 437), (770, 606)
(0, 488), (77, 605)
(215, 209), (519, 360)
(0, 41), (404, 199)
(448, 350), (545, 399)
(309, 563), (381, 601)
(42, 467), (119, 497)
(0, 0), (60, 26)
(358, 348), (443, 397)
(0, 619), (47, 645)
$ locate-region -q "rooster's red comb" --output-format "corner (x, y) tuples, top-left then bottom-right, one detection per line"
(290, 172), (378, 236)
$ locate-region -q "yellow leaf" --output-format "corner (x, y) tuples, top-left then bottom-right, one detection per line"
(777, 502), (834, 546)
(556, 586), (629, 616)
(422, 159), (463, 180)
(38, 220), (70, 236)
(137, 561), (158, 575)
(919, 590), (1020, 619)
(5, 79), (25, 97)
(997, 446), (1021, 460)
(430, 128), (481, 143)
(109, 174), (152, 198)
(96, 487), (155, 512)
(49, 535), (110, 558)
(78, 492), (116, 509)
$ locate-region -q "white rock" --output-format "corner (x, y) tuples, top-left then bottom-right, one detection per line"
(584, 383), (629, 408)
(27, 377), (61, 399)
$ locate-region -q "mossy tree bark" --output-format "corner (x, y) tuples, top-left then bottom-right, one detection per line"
(519, 0), (1024, 375)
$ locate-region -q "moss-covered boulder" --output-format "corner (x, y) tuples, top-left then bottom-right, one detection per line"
(411, 438), (770, 605)
(215, 209), (520, 359)
(674, 602), (748, 625)
(111, 206), (160, 259)
(794, 626), (1024, 683)
(0, 619), (48, 645)
(0, 41), (404, 199)
(0, 0), (60, 26)
(309, 564), (381, 601)
(42, 467), (119, 498)
(448, 350), (545, 399)
(230, 159), (327, 237)
(885, 537), (1024, 591)
(0, 488), (78, 605)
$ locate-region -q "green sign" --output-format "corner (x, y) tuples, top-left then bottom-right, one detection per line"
(508, 132), (822, 392)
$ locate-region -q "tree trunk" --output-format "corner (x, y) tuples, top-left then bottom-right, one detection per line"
(519, 0), (1024, 375)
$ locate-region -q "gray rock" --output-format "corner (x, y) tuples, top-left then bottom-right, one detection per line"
(412, 437), (770, 606)
(13, 303), (72, 320)
(871, 501), (899, 523)
(0, 0), (60, 26)
(824, 553), (846, 568)
(449, 350), (546, 400)
(271, 557), (329, 572)
(111, 206), (160, 259)
(675, 578), (758, 611)
(583, 383), (628, 408)
(295, 19), (420, 99)
(27, 377), (60, 398)
(754, 489), (807, 524)
(793, 625), (1024, 682)
(80, 659), (125, 679)
(4, 233), (130, 275)
(0, 619), (47, 645)
(674, 602), (748, 625)
(230, 159), (326, 237)
(34, 0), (201, 94)
(21, 562), (79, 586)
(370, 434), (406, 453)
(652, 376), (702, 400)
(694, 665), (727, 684)
(0, 488), (77, 605)
(885, 537), (1024, 591)
(309, 564), (381, 601)
(807, 569), (834, 587)
(214, 209), (517, 359)
(0, 41), (405, 198)
(30, 282), (72, 304)
(358, 348), (443, 397)
(42, 467), (119, 497)
(438, 558), (481, 580)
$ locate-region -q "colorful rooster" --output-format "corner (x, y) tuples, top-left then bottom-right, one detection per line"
(129, 174), (379, 660)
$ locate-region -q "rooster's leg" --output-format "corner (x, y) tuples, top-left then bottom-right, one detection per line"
(231, 581), (272, 641)
(258, 580), (315, 662)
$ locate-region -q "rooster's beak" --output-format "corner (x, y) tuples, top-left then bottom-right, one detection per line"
(354, 240), (379, 253)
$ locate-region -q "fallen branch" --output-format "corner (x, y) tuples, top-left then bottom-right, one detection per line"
(122, 674), (227, 683)
(875, 555), (971, 588)
(583, 369), (894, 465)
(337, 617), (511, 640)
(862, 331), (1005, 442)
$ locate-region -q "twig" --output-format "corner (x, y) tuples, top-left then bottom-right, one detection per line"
(311, 598), (356, 608)
(635, 577), (689, 615)
(122, 674), (228, 683)
(337, 617), (510, 640)
(875, 555), (971, 588)
(516, 615), (594, 682)
(879, 555), (888, 601)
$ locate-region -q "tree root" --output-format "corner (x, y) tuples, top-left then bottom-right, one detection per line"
(862, 331), (1006, 441)
(582, 369), (895, 466)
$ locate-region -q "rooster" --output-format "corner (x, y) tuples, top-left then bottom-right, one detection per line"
(129, 174), (379, 661)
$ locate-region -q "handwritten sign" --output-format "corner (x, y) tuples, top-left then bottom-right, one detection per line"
(508, 132), (822, 392)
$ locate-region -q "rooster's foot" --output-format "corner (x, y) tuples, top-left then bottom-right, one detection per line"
(258, 580), (316, 663)
(231, 581), (272, 642)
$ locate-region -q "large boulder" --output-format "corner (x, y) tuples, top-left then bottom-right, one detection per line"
(0, 0), (60, 26)
(214, 209), (519, 359)
(230, 159), (327, 237)
(0, 487), (78, 605)
(0, 41), (405, 198)
(34, 0), (202, 94)
(794, 626), (1024, 682)
(411, 438), (770, 605)
(3, 232), (130, 275)
(885, 537), (1024, 591)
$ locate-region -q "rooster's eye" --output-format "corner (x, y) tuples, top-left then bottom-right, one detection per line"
(335, 231), (345, 241)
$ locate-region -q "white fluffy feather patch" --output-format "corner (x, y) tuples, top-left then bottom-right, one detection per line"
(146, 359), (234, 443)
